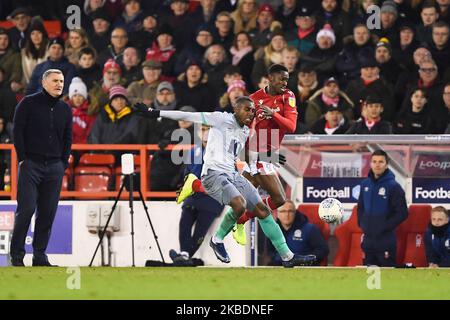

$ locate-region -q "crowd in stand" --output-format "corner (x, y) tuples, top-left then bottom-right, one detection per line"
(0, 0), (450, 190)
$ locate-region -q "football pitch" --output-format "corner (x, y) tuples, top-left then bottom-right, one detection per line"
(1, 267), (449, 300)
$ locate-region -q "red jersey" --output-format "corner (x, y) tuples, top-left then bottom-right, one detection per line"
(249, 88), (298, 152)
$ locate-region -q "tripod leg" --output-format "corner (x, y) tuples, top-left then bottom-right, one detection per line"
(129, 174), (135, 267)
(89, 181), (125, 267)
(137, 188), (166, 264)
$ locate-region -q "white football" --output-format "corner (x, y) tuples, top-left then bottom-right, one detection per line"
(318, 198), (343, 223)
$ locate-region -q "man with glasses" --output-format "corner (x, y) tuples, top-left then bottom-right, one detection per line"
(7, 7), (31, 51)
(98, 27), (129, 67)
(213, 11), (234, 50)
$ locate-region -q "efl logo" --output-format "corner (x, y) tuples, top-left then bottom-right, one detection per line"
(0, 211), (14, 231)
(415, 187), (450, 200)
(418, 161), (450, 171)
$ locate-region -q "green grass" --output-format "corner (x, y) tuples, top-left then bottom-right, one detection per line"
(0, 267), (449, 300)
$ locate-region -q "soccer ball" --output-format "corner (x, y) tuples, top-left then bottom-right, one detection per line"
(318, 198), (343, 223)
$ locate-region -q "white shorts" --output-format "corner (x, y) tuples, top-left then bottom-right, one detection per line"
(243, 151), (277, 176)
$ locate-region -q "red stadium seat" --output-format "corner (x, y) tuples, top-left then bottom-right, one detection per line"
(396, 205), (431, 267)
(0, 20), (61, 37)
(74, 166), (112, 199)
(297, 204), (331, 265)
(78, 153), (115, 167)
(333, 206), (364, 266)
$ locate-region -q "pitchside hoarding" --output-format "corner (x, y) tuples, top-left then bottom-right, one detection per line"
(413, 178), (450, 203)
(303, 178), (364, 203)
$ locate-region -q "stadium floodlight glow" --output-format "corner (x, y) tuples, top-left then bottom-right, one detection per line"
(121, 153), (134, 175)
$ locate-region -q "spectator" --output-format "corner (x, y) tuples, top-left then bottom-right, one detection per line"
(371, 0), (400, 45)
(429, 21), (450, 74)
(303, 23), (338, 79)
(230, 0), (259, 34)
(417, 2), (440, 44)
(394, 88), (433, 134)
(212, 11), (235, 51)
(6, 7), (31, 51)
(26, 37), (76, 95)
(375, 38), (403, 87)
(145, 23), (177, 81)
(203, 44), (229, 101)
(315, 0), (352, 46)
(173, 61), (215, 112)
(269, 200), (329, 266)
(84, 0), (107, 17)
(357, 150), (408, 267)
(305, 77), (354, 128)
(88, 85), (145, 144)
(425, 206), (450, 268)
(248, 4), (279, 49)
(77, 47), (102, 91)
(392, 0), (420, 25)
(174, 25), (214, 75)
(160, 0), (194, 52)
(66, 77), (96, 144)
(335, 23), (375, 86)
(309, 103), (350, 134)
(346, 94), (393, 134)
(191, 0), (221, 27)
(20, 18), (49, 85)
(127, 59), (162, 106)
(345, 57), (396, 121)
(229, 31), (255, 88)
(282, 46), (301, 92)
(0, 67), (17, 123)
(65, 28), (91, 66)
(392, 21), (419, 71)
(129, 11), (158, 53)
(0, 28), (22, 93)
(218, 79), (248, 113)
(437, 0), (450, 24)
(89, 58), (123, 115)
(121, 46), (142, 86)
(113, 0), (145, 34)
(97, 27), (128, 67)
(443, 82), (450, 132)
(251, 29), (286, 88)
(87, 8), (113, 55)
(292, 63), (320, 131)
(276, 0), (299, 33)
(169, 124), (224, 266)
(351, 0), (378, 26)
(286, 6), (318, 55)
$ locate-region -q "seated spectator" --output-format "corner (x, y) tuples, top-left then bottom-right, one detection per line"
(66, 77), (96, 144)
(230, 0), (259, 34)
(212, 11), (235, 51)
(77, 47), (102, 91)
(229, 31), (255, 89)
(203, 44), (229, 102)
(121, 46), (142, 87)
(127, 59), (162, 106)
(282, 46), (301, 92)
(97, 27), (128, 67)
(0, 28), (22, 93)
(65, 28), (91, 66)
(248, 4), (280, 49)
(89, 59), (124, 115)
(173, 61), (215, 112)
(371, 0), (400, 45)
(251, 29), (286, 88)
(345, 57), (396, 121)
(169, 124), (224, 266)
(129, 11), (158, 53)
(309, 104), (350, 134)
(145, 24), (177, 80)
(375, 38), (403, 88)
(88, 85), (145, 144)
(302, 23), (338, 80)
(275, 0), (299, 33)
(346, 94), (393, 134)
(218, 79), (248, 113)
(6, 7), (31, 51)
(315, 0), (352, 46)
(0, 67), (17, 123)
(428, 21), (450, 75)
(26, 37), (76, 95)
(113, 0), (145, 34)
(160, 0), (194, 52)
(285, 6), (318, 55)
(191, 0), (221, 27)
(394, 89), (433, 134)
(305, 77), (354, 128)
(392, 22), (419, 71)
(87, 8), (113, 55)
(416, 2), (440, 44)
(269, 200), (329, 266)
(20, 18), (49, 86)
(425, 206), (450, 268)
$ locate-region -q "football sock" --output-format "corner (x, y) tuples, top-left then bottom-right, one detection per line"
(258, 214), (293, 261)
(214, 207), (239, 241)
(263, 197), (278, 210)
(237, 210), (254, 224)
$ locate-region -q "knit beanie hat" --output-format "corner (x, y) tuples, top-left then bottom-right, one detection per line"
(380, 0), (398, 17)
(109, 85), (128, 101)
(316, 24), (336, 45)
(227, 80), (246, 94)
(69, 77), (88, 99)
(103, 59), (122, 76)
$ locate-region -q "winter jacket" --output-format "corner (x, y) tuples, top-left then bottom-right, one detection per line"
(270, 212), (329, 266)
(67, 99), (97, 144)
(127, 79), (160, 106)
(173, 78), (215, 113)
(145, 42), (177, 78)
(394, 106), (433, 134)
(0, 48), (22, 83)
(425, 223), (450, 267)
(346, 118), (393, 134)
(309, 117), (350, 135)
(357, 169), (408, 252)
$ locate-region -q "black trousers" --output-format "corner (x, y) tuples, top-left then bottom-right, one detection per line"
(363, 249), (397, 267)
(179, 205), (220, 257)
(10, 159), (64, 262)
